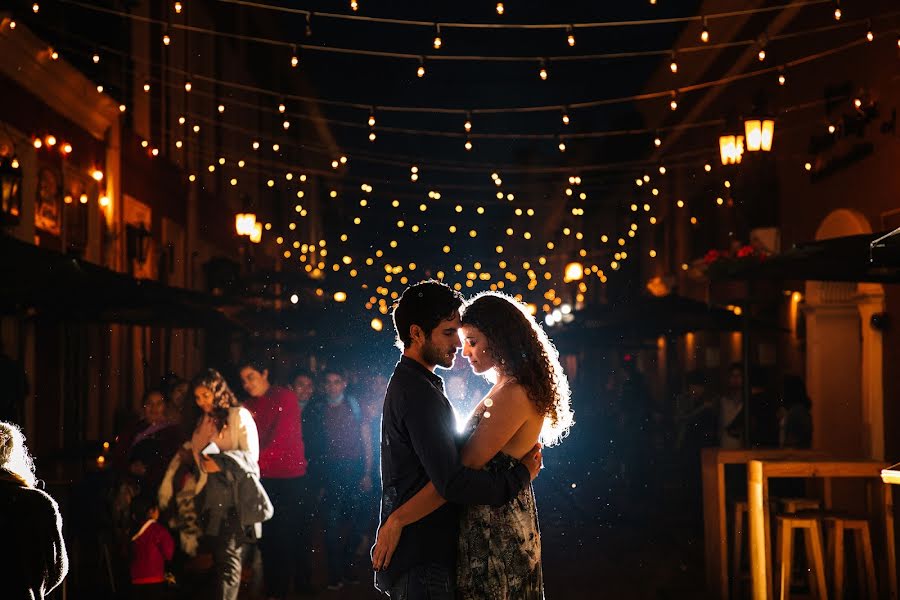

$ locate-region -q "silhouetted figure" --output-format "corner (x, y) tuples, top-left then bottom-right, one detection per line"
(0, 420), (68, 599)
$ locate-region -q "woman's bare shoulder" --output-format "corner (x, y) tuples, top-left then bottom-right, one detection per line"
(489, 381), (536, 415)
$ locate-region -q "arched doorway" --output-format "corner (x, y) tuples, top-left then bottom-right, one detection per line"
(805, 209), (885, 459)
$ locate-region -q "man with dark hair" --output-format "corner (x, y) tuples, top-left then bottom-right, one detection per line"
(303, 366), (370, 590)
(239, 355), (310, 599)
(373, 280), (542, 599)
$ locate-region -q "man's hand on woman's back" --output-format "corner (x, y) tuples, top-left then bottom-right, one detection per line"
(520, 443), (543, 480)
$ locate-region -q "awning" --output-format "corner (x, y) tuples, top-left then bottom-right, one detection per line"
(0, 234), (237, 328)
(715, 232), (900, 284)
(870, 226), (900, 267)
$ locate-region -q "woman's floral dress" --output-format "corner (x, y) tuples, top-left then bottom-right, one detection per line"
(456, 410), (544, 600)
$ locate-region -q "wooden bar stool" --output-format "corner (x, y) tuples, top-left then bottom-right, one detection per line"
(732, 501), (749, 600)
(777, 514), (828, 600)
(733, 498), (822, 600)
(824, 516), (877, 600)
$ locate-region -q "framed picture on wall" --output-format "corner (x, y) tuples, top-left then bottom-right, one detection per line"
(35, 166), (62, 236)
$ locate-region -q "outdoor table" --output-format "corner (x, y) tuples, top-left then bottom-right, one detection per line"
(748, 459), (895, 600)
(701, 448), (826, 599)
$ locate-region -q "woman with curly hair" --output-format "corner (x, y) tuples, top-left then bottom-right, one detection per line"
(189, 369), (270, 600)
(372, 291), (573, 599)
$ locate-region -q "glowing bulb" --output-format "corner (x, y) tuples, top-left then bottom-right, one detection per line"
(670, 53), (678, 73)
(834, 5), (841, 21)
(368, 112), (375, 127)
(417, 59), (425, 78)
(670, 94), (678, 111)
(465, 139), (473, 151)
(434, 26), (442, 49)
(700, 18), (709, 43)
(567, 27), (575, 47)
(291, 46), (299, 68)
(143, 82), (151, 92)
(50, 50), (59, 60)
(562, 111), (570, 125)
(778, 73), (786, 86)
(758, 49), (766, 61)
(654, 136), (662, 147)
(350, 0), (358, 10)
(867, 29), (874, 42)
(91, 169), (104, 181)
(163, 33), (171, 46)
(92, 53), (100, 63)
(558, 140), (566, 152)
(496, 3), (504, 14)
(184, 81), (192, 92)
(369, 131), (377, 142)
(33, 3), (40, 13)
(174, 2), (182, 13)
(539, 61), (548, 80)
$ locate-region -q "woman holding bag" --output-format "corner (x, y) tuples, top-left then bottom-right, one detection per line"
(190, 369), (273, 600)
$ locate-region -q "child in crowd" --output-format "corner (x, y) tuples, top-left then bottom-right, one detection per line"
(130, 495), (175, 600)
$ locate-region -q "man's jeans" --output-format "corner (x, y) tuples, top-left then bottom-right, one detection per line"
(389, 563), (454, 600)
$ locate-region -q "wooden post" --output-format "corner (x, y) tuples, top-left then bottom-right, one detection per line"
(748, 460), (771, 599)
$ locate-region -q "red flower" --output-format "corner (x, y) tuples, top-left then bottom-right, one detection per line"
(703, 249), (722, 265)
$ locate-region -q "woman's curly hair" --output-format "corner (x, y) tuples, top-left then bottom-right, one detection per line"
(461, 292), (574, 446)
(190, 368), (240, 430)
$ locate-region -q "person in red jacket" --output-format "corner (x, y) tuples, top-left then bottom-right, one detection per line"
(130, 496), (174, 600)
(240, 356), (311, 599)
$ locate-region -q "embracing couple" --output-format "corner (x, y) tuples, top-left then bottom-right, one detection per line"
(372, 280), (574, 599)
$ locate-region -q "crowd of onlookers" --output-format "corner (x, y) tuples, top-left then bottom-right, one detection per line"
(98, 357), (391, 600)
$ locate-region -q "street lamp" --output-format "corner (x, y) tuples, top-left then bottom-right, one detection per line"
(718, 134), (745, 165)
(234, 212), (257, 236)
(563, 261), (584, 283)
(744, 116), (775, 152)
(0, 156), (23, 226)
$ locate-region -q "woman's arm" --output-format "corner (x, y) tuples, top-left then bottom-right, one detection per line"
(372, 481), (445, 571)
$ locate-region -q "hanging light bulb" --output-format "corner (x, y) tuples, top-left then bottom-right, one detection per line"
(670, 51), (678, 73)
(561, 108), (570, 125)
(557, 136), (566, 152)
(174, 2), (182, 13)
(162, 30), (171, 46)
(567, 26), (575, 47)
(184, 80), (192, 92)
(833, 0), (841, 21)
(291, 45), (299, 68)
(539, 59), (548, 80)
(465, 138), (473, 151)
(369, 130), (377, 142)
(777, 67), (786, 86)
(700, 17), (709, 43)
(433, 24), (442, 49)
(417, 57), (425, 78)
(368, 108), (376, 127)
(350, 0), (359, 11)
(50, 50), (59, 60)
(278, 102), (286, 113)
(654, 135), (662, 147)
(866, 20), (874, 42)
(496, 3), (504, 15)
(464, 112), (472, 133)
(758, 47), (766, 61)
(143, 81), (151, 92)
(92, 53), (100, 64)
(669, 91), (679, 111)
(32, 3), (39, 13)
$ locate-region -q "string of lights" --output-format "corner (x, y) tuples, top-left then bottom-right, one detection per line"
(212, 0), (830, 31)
(56, 0), (892, 70)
